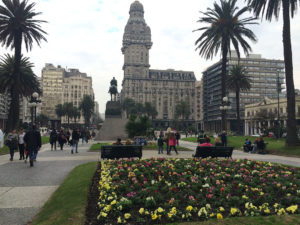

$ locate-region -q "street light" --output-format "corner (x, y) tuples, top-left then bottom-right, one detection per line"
(28, 92), (41, 125)
(220, 96), (232, 130)
(277, 69), (281, 139)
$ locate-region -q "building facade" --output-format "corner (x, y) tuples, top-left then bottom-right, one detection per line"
(41, 63), (64, 120)
(244, 96), (300, 135)
(202, 51), (285, 133)
(121, 1), (196, 129)
(195, 79), (204, 131)
(41, 64), (94, 126)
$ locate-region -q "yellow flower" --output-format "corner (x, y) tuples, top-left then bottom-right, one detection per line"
(217, 213), (223, 220)
(117, 217), (122, 223)
(186, 205), (193, 211)
(242, 195), (248, 199)
(219, 207), (225, 212)
(264, 208), (270, 214)
(210, 213), (215, 217)
(230, 208), (238, 215)
(286, 205), (298, 214)
(167, 213), (173, 218)
(145, 210), (150, 215)
(274, 203), (279, 208)
(124, 213), (131, 219)
(277, 208), (286, 215)
(152, 214), (158, 220)
(182, 214), (185, 219)
(100, 212), (107, 217)
(139, 208), (144, 215)
(111, 200), (116, 205)
(157, 207), (164, 213)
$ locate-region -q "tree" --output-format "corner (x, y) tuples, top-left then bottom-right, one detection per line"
(227, 65), (251, 134)
(63, 102), (74, 126)
(71, 106), (81, 125)
(144, 102), (158, 119)
(79, 95), (95, 127)
(125, 114), (151, 138)
(0, 54), (40, 130)
(36, 113), (49, 127)
(0, 0), (47, 131)
(55, 104), (65, 121)
(194, 0), (257, 131)
(247, 1), (299, 146)
(122, 98), (136, 118)
(175, 101), (191, 130)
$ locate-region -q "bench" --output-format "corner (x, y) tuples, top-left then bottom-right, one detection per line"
(101, 145), (142, 160)
(193, 146), (234, 159)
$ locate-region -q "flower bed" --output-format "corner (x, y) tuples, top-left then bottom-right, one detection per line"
(97, 158), (300, 224)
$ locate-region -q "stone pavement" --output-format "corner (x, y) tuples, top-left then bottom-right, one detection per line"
(0, 141), (99, 225)
(0, 139), (300, 225)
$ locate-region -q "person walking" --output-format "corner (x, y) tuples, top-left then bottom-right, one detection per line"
(58, 129), (67, 150)
(71, 128), (80, 154)
(168, 133), (178, 155)
(157, 136), (164, 154)
(221, 130), (227, 147)
(6, 130), (18, 161)
(24, 124), (42, 167)
(81, 129), (86, 144)
(175, 130), (180, 146)
(18, 129), (25, 160)
(65, 129), (71, 145)
(50, 128), (58, 151)
(0, 128), (4, 148)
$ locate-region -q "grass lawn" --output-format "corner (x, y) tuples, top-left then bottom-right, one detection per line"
(89, 142), (192, 151)
(0, 136), (50, 156)
(182, 136), (300, 157)
(30, 162), (97, 225)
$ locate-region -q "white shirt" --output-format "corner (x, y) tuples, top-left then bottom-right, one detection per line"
(18, 133), (25, 144)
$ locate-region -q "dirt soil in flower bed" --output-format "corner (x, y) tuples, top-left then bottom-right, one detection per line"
(85, 162), (101, 225)
(91, 158), (300, 225)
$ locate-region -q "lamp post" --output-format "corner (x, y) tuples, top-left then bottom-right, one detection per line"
(28, 92), (41, 125)
(220, 96), (232, 131)
(277, 70), (281, 139)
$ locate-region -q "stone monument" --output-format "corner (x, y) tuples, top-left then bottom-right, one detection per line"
(95, 78), (128, 140)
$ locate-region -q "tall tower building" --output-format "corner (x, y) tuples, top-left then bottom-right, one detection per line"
(122, 1), (152, 79)
(121, 1), (196, 129)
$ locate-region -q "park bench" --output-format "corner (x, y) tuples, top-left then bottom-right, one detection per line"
(193, 146), (234, 159)
(101, 145), (142, 160)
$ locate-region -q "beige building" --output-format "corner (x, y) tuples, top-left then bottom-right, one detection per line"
(195, 79), (204, 131)
(244, 96), (300, 135)
(41, 64), (64, 120)
(41, 64), (94, 125)
(121, 1), (196, 129)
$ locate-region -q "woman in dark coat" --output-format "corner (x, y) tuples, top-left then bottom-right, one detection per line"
(58, 129), (67, 150)
(50, 129), (58, 151)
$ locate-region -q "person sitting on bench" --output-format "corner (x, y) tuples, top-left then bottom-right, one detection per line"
(113, 138), (123, 145)
(257, 136), (265, 154)
(214, 137), (223, 146)
(199, 137), (212, 147)
(243, 138), (252, 152)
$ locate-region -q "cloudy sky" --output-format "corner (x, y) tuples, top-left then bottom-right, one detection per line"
(1, 0), (300, 113)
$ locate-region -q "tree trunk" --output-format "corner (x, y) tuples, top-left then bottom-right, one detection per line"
(7, 33), (22, 132)
(221, 43), (228, 131)
(282, 0), (298, 146)
(236, 89), (240, 135)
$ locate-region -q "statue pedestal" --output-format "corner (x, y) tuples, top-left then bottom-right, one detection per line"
(95, 101), (128, 141)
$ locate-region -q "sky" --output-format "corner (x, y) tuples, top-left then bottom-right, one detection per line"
(0, 0), (300, 114)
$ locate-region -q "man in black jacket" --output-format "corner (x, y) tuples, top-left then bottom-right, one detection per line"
(24, 124), (42, 167)
(71, 128), (80, 154)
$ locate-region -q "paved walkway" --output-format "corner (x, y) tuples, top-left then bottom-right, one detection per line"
(0, 140), (300, 225)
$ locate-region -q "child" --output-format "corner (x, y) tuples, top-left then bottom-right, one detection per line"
(157, 136), (164, 154)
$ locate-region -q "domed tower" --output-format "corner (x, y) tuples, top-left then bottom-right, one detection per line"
(122, 1), (152, 79)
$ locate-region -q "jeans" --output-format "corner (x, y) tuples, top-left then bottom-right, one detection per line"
(169, 145), (178, 154)
(51, 141), (56, 150)
(72, 140), (79, 153)
(29, 148), (38, 161)
(82, 137), (85, 144)
(9, 147), (15, 159)
(18, 144), (25, 159)
(158, 146), (163, 154)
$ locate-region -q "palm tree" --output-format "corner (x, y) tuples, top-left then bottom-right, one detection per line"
(247, 1), (299, 146)
(71, 106), (81, 125)
(227, 65), (251, 134)
(144, 102), (158, 119)
(0, 0), (47, 131)
(175, 101), (191, 129)
(194, 0), (257, 131)
(36, 113), (49, 127)
(63, 102), (74, 126)
(55, 104), (65, 121)
(0, 54), (40, 130)
(79, 95), (95, 127)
